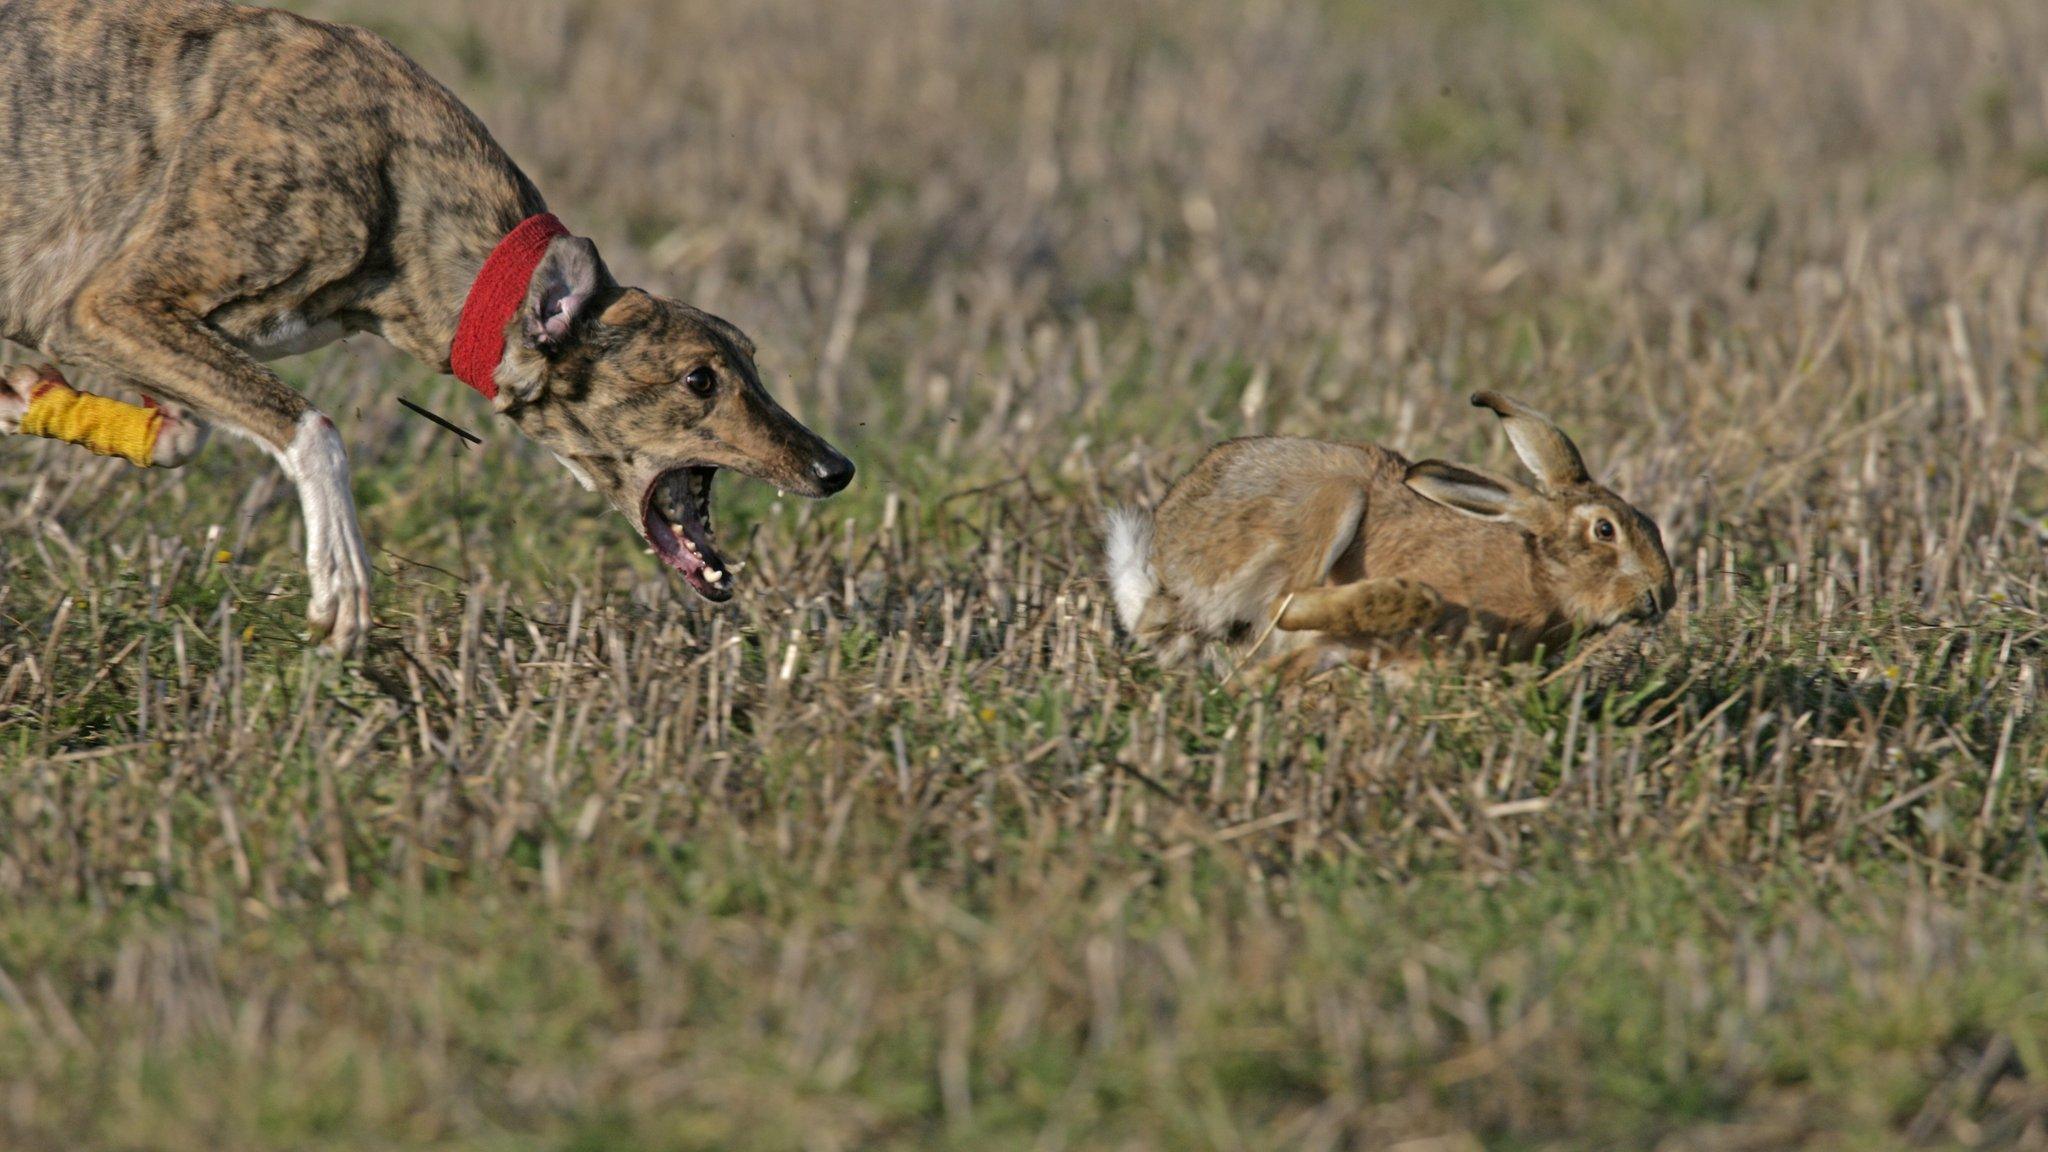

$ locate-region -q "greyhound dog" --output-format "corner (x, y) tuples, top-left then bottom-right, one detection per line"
(0, 0), (854, 652)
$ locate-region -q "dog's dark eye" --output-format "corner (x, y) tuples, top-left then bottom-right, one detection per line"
(683, 367), (715, 396)
(1593, 518), (1617, 542)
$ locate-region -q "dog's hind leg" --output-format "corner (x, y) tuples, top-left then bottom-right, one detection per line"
(104, 386), (214, 468)
(54, 282), (370, 653)
(1, 364), (212, 467)
(132, 392), (212, 468)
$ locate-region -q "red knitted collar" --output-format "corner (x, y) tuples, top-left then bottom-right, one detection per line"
(451, 213), (570, 400)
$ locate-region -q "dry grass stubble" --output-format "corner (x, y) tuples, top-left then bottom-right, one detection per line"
(3, 0), (2048, 1147)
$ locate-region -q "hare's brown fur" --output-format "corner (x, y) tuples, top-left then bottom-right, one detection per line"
(1108, 393), (1676, 677)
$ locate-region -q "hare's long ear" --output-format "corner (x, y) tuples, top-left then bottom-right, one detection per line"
(1471, 392), (1589, 491)
(1405, 460), (1537, 523)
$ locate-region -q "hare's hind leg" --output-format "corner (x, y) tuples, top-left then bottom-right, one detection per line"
(1277, 577), (1442, 637)
(1250, 578), (1444, 685)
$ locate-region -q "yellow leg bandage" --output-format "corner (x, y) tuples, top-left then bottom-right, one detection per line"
(20, 380), (162, 467)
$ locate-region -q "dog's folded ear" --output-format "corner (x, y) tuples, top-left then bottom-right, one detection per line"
(522, 235), (605, 352)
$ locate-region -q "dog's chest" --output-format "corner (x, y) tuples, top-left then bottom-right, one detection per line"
(228, 311), (354, 362)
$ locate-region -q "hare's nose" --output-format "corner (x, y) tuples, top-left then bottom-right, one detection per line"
(1634, 588), (1666, 622)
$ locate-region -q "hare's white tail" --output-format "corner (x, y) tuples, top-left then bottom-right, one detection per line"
(1105, 506), (1157, 635)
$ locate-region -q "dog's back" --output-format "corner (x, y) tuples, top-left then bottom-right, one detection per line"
(0, 0), (538, 360)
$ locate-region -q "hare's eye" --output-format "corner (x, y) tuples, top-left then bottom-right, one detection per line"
(683, 367), (716, 396)
(1593, 518), (1617, 542)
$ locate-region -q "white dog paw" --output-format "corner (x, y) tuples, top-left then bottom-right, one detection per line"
(305, 542), (372, 652)
(306, 576), (372, 652)
(274, 411), (373, 653)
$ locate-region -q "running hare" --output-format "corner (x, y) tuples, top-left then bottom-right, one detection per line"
(1107, 392), (1676, 678)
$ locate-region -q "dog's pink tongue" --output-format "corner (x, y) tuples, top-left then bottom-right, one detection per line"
(674, 541), (706, 575)
(645, 512), (700, 572)
(642, 484), (731, 600)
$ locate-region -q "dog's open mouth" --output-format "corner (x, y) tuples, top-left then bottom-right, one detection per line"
(641, 466), (732, 603)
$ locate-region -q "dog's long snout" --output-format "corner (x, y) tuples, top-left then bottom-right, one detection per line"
(716, 382), (858, 498)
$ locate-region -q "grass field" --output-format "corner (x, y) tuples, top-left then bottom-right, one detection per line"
(5, 0), (2048, 1147)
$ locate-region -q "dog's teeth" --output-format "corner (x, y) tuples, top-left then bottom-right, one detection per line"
(705, 568), (725, 583)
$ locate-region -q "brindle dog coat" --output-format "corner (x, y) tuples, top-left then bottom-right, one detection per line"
(0, 0), (853, 651)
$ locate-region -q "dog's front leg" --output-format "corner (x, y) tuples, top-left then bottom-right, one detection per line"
(58, 289), (372, 654)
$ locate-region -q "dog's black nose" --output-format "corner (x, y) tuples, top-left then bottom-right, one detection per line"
(812, 453), (855, 495)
